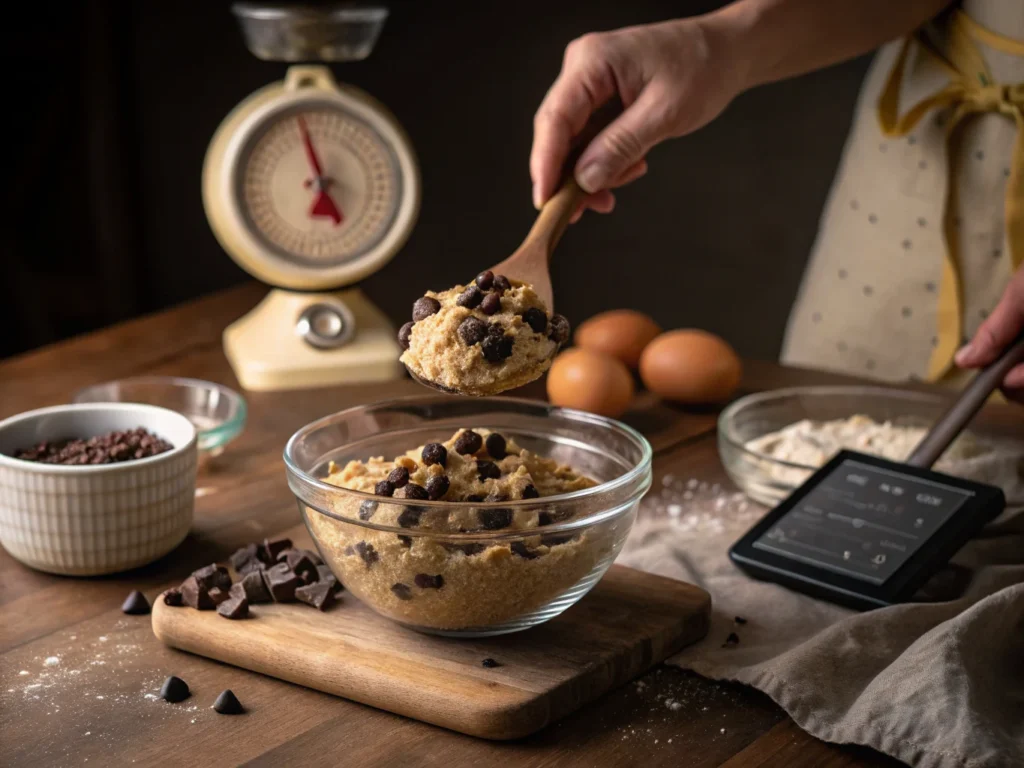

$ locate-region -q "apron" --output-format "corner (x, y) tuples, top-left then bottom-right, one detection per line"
(782, 1), (1024, 389)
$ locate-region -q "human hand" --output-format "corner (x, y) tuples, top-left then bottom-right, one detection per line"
(530, 18), (742, 222)
(955, 263), (1024, 403)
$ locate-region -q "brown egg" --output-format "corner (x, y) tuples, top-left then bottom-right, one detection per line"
(639, 329), (742, 404)
(546, 348), (634, 418)
(574, 310), (662, 368)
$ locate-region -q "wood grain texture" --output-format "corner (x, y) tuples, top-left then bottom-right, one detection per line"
(153, 560), (711, 740)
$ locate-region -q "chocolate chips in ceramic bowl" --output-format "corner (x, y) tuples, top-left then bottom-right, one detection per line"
(13, 427), (173, 465)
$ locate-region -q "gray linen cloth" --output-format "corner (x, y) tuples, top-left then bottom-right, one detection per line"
(618, 456), (1024, 768)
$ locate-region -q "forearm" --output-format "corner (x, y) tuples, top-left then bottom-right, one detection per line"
(700, 0), (952, 92)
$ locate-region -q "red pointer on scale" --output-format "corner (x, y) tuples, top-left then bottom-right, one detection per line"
(297, 116), (343, 226)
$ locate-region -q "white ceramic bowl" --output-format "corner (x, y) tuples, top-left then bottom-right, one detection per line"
(0, 404), (198, 575)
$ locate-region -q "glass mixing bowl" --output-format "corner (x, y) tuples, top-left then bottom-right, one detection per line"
(284, 396), (652, 637)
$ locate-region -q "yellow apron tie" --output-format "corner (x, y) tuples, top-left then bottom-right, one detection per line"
(877, 10), (1024, 382)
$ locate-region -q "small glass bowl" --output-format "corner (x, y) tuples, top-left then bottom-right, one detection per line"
(73, 377), (247, 456)
(285, 396), (652, 637)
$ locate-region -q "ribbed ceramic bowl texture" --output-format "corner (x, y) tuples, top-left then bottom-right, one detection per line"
(0, 404), (198, 575)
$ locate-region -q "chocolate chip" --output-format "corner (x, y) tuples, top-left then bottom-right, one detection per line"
(481, 658), (501, 668)
(480, 293), (501, 315)
(538, 509), (571, 526)
(485, 433), (506, 460)
(481, 332), (513, 363)
(477, 460), (501, 480)
(208, 587), (231, 606)
(388, 466), (410, 488)
(180, 576), (215, 610)
(121, 590), (151, 616)
(522, 308), (547, 333)
(454, 430), (483, 455)
(510, 542), (539, 559)
(261, 538), (292, 564)
(426, 475), (450, 500)
(192, 564), (232, 593)
(548, 314), (570, 344)
(397, 535), (413, 548)
(412, 296), (441, 321)
(478, 508), (513, 530)
(317, 564), (343, 593)
(229, 543), (260, 571)
(414, 573), (444, 589)
(421, 442), (447, 467)
(237, 558), (268, 576)
(262, 563), (301, 602)
(443, 542), (486, 556)
(400, 483), (429, 501)
(492, 274), (512, 294)
(14, 427), (174, 465)
(476, 270), (494, 290)
(163, 589), (184, 607)
(540, 533), (576, 547)
(375, 479), (396, 497)
(466, 494), (485, 503)
(354, 541), (379, 568)
(397, 508), (423, 528)
(522, 484), (539, 499)
(458, 316), (488, 346)
(217, 594), (249, 619)
(398, 321), (414, 350)
(456, 285), (484, 308)
(232, 571), (272, 604)
(359, 500), (378, 521)
(722, 632), (740, 648)
(295, 581), (336, 611)
(282, 551), (318, 584)
(160, 676), (190, 703)
(213, 689), (244, 715)
(487, 322), (505, 338)
(734, 616), (748, 625)
(391, 583), (413, 600)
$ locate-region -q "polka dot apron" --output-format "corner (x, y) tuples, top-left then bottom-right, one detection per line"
(782, 1), (1024, 390)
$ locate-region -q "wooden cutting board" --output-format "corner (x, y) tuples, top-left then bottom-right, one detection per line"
(152, 560), (710, 740)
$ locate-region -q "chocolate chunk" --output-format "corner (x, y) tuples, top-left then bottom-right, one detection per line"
(397, 508), (423, 528)
(548, 314), (571, 344)
(163, 589), (184, 607)
(722, 632), (740, 648)
(421, 442), (447, 467)
(538, 509), (571, 526)
(540, 533), (576, 547)
(213, 689), (244, 715)
(481, 658), (501, 668)
(400, 483), (429, 501)
(316, 564), (344, 592)
(456, 285), (484, 309)
(374, 479), (396, 497)
(480, 292), (501, 315)
(444, 542), (486, 556)
(14, 427), (174, 465)
(522, 484), (539, 499)
(412, 296), (441, 321)
(398, 321), (415, 350)
(121, 590), (151, 616)
(391, 583), (413, 601)
(484, 433), (506, 460)
(359, 500), (378, 521)
(160, 676), (190, 703)
(454, 430), (483, 455)
(282, 551), (318, 584)
(481, 332), (514, 363)
(397, 535), (413, 548)
(492, 274), (512, 294)
(262, 563), (301, 602)
(301, 548), (323, 566)
(458, 316), (488, 346)
(522, 307), (548, 334)
(425, 475), (450, 500)
(229, 543), (260, 571)
(734, 616), (748, 625)
(477, 460), (501, 481)
(354, 541), (379, 568)
(475, 270), (494, 290)
(261, 538), (292, 564)
(207, 587), (231, 606)
(414, 574), (444, 589)
(180, 576), (215, 610)
(232, 571), (272, 604)
(466, 494), (485, 503)
(510, 542), (539, 559)
(478, 508), (513, 530)
(296, 581), (337, 611)
(217, 594), (249, 619)
(192, 564), (232, 593)
(387, 466), (410, 488)
(237, 558), (268, 576)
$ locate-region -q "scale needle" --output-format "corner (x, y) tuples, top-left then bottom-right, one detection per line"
(297, 115), (343, 226)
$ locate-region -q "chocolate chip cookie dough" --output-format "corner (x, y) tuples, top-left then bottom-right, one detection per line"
(305, 428), (615, 631)
(398, 271), (571, 396)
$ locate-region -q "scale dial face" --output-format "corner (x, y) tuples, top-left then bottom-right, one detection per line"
(238, 105), (402, 268)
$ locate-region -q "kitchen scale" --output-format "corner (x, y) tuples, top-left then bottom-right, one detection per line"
(731, 332), (1024, 610)
(203, 3), (420, 391)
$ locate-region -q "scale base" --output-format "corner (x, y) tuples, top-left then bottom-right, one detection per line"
(224, 288), (404, 391)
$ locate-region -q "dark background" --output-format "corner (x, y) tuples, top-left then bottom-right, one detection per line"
(1, 0), (871, 361)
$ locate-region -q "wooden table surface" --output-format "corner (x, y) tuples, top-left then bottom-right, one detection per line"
(3, 283), (1017, 768)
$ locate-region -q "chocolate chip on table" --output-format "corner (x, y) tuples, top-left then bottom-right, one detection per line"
(391, 583), (413, 600)
(722, 632), (740, 648)
(359, 500), (378, 521)
(397, 508), (423, 528)
(163, 589), (184, 607)
(398, 321), (415, 350)
(456, 285), (484, 309)
(160, 676), (190, 703)
(454, 430), (483, 455)
(425, 475), (450, 500)
(229, 543), (261, 572)
(316, 564), (344, 593)
(481, 332), (514, 363)
(262, 563), (301, 602)
(480, 293), (502, 315)
(484, 433), (506, 460)
(397, 535), (413, 548)
(295, 581), (337, 611)
(374, 479), (396, 497)
(213, 689), (245, 715)
(231, 571), (272, 605)
(180, 576), (215, 610)
(192, 564), (232, 593)
(548, 314), (571, 344)
(301, 548), (323, 566)
(217, 594), (249, 620)
(510, 542), (539, 560)
(281, 551), (318, 584)
(354, 541), (379, 568)
(208, 587), (231, 606)
(261, 538), (292, 564)
(458, 316), (488, 346)
(400, 483), (429, 501)
(477, 460), (501, 481)
(492, 274), (512, 294)
(522, 484), (539, 499)
(412, 296), (441, 321)
(121, 590), (151, 615)
(478, 507), (513, 530)
(521, 307), (548, 333)
(237, 558), (268, 576)
(481, 658), (501, 668)
(414, 574), (444, 589)
(475, 270), (495, 290)
(734, 616), (748, 625)
(13, 427), (173, 465)
(421, 442), (447, 467)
